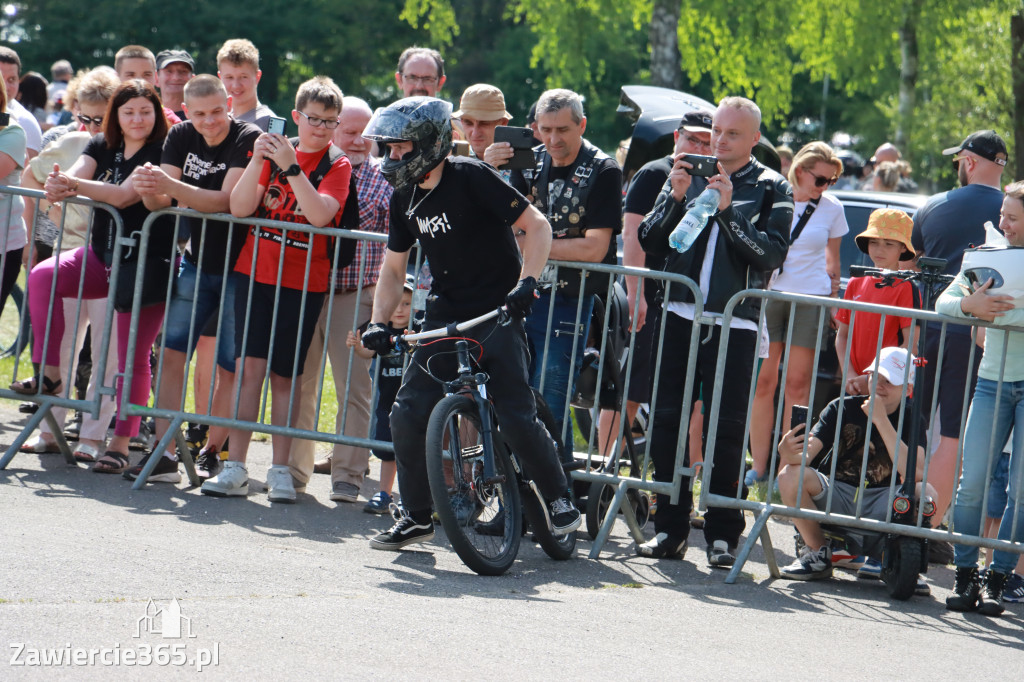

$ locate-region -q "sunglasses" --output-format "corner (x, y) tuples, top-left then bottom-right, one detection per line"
(76, 114), (104, 126)
(805, 169), (837, 188)
(296, 111), (340, 129)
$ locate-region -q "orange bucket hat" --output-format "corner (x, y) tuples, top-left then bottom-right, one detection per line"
(855, 208), (916, 260)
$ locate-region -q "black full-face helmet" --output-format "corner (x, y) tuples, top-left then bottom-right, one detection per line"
(363, 97), (453, 190)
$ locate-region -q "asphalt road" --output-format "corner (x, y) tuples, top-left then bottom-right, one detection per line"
(1, 401), (1021, 680)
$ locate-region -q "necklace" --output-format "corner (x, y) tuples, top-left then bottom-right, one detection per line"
(406, 184), (436, 218)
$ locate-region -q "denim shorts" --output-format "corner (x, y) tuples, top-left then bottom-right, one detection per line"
(162, 258), (237, 371)
(987, 451), (1011, 519)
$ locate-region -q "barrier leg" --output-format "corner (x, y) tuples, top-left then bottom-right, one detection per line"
(42, 408), (76, 465)
(725, 506), (775, 584)
(1, 400), (78, 468)
(588, 479), (631, 559)
(131, 415), (184, 490)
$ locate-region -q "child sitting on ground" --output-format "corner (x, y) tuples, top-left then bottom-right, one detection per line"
(347, 278), (414, 513)
(835, 208), (920, 395)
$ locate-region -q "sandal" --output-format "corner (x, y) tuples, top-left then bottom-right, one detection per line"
(92, 451), (130, 474)
(9, 375), (62, 397)
(74, 443), (102, 463)
(19, 436), (61, 454)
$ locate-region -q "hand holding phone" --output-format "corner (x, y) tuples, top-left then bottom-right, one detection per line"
(493, 126), (536, 170)
(790, 404), (809, 432)
(677, 153), (718, 178)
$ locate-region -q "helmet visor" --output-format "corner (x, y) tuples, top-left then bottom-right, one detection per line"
(363, 106), (414, 144)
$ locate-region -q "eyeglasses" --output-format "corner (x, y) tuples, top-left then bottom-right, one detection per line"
(401, 74), (439, 85)
(805, 169), (838, 188)
(76, 114), (104, 126)
(681, 133), (711, 150)
(296, 111), (340, 129)
(952, 154), (971, 172)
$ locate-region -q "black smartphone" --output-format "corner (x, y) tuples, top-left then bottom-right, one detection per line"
(267, 116), (287, 135)
(791, 405), (809, 432)
(493, 125), (536, 170)
(0, 112), (9, 127)
(679, 153), (718, 177)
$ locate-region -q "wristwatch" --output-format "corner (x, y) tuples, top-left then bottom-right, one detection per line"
(280, 164), (302, 178)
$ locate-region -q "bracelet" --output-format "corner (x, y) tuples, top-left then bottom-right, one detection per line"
(71, 178), (80, 193)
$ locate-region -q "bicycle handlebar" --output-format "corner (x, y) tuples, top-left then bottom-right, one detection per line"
(393, 307), (509, 350)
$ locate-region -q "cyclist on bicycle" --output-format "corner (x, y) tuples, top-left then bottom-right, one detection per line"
(361, 96), (581, 550)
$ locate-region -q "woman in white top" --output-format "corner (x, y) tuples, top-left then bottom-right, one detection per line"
(0, 81), (28, 317)
(747, 141), (848, 484)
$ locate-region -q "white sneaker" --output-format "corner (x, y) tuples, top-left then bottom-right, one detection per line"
(266, 465), (296, 504)
(201, 461), (249, 497)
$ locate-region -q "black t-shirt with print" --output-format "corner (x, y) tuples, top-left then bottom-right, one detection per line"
(83, 135), (175, 262)
(388, 156), (528, 319)
(161, 119), (261, 274)
(809, 395), (927, 489)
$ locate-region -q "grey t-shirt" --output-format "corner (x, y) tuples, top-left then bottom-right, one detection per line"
(234, 103), (276, 133)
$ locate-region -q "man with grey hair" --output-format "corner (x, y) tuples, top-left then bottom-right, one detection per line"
(395, 47), (445, 97)
(637, 96), (792, 565)
(290, 96), (395, 504)
(511, 88), (622, 461)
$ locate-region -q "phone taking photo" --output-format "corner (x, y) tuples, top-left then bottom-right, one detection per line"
(791, 405), (809, 432)
(679, 153), (718, 177)
(267, 116), (287, 136)
(493, 125), (536, 170)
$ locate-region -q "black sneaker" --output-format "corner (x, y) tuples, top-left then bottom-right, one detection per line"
(195, 448), (223, 479)
(370, 508), (434, 551)
(636, 533), (688, 559)
(63, 413), (82, 440)
(123, 452), (182, 483)
(979, 571), (1009, 617)
(18, 401), (38, 415)
(781, 546), (833, 580)
(129, 418), (155, 451)
(707, 540), (736, 568)
(185, 422), (209, 454)
(945, 566), (983, 612)
(548, 495), (582, 535)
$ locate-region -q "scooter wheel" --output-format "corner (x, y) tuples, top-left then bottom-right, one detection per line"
(882, 536), (922, 601)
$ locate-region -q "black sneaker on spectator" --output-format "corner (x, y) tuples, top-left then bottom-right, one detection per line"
(370, 507), (434, 550)
(195, 448), (222, 479)
(548, 495), (581, 535)
(636, 533), (688, 559)
(18, 401), (38, 415)
(63, 413), (82, 440)
(707, 540), (736, 568)
(130, 418), (155, 451)
(123, 452), (181, 484)
(184, 422), (209, 455)
(781, 546), (832, 580)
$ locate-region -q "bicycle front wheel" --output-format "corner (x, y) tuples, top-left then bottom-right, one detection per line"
(425, 394), (522, 576)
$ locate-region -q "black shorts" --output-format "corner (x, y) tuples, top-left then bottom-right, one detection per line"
(920, 326), (982, 439)
(232, 273), (325, 378)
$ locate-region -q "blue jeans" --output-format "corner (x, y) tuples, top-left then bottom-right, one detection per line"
(952, 377), (1024, 574)
(524, 289), (593, 460)
(162, 258), (237, 371)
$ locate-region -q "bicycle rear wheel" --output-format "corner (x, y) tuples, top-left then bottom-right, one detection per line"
(426, 394), (521, 576)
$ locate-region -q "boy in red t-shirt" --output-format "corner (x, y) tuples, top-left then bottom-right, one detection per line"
(835, 208), (920, 395)
(203, 76), (351, 503)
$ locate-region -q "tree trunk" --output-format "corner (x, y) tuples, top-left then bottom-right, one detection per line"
(649, 0), (682, 89)
(1012, 10), (1024, 180)
(894, 0), (923, 155)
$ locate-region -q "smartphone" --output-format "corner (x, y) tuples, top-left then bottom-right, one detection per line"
(0, 112), (9, 128)
(791, 405), (809, 432)
(679, 153), (718, 177)
(494, 125), (536, 170)
(267, 116), (287, 135)
(452, 140), (471, 157)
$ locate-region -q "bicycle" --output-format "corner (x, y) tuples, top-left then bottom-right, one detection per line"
(396, 306), (578, 576)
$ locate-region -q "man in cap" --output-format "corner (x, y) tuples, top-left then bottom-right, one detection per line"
(452, 83), (512, 162)
(911, 129), (1008, 532)
(156, 49), (195, 120)
(775, 347), (935, 582)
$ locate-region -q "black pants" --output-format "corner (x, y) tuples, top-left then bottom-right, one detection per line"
(649, 312), (754, 548)
(0, 247), (23, 316)
(390, 316), (567, 515)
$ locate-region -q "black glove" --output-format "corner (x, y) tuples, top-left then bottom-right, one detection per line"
(361, 322), (394, 355)
(505, 276), (538, 319)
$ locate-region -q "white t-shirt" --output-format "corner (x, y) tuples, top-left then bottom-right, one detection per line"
(771, 191), (848, 295)
(0, 121), (27, 253)
(8, 99), (42, 154)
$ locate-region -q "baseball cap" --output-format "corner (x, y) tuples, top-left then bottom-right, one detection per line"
(678, 109), (714, 133)
(453, 84), (512, 121)
(156, 49), (195, 71)
(942, 130), (1007, 166)
(855, 208), (916, 260)
(403, 273), (416, 292)
(867, 347), (915, 386)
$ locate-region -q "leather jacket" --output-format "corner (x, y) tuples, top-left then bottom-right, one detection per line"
(638, 156), (793, 322)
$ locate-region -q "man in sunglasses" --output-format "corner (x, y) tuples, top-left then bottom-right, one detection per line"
(909, 129), (1007, 538)
(636, 97), (793, 564)
(128, 74), (262, 484)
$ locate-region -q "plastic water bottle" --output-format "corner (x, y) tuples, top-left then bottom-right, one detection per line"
(668, 187), (720, 253)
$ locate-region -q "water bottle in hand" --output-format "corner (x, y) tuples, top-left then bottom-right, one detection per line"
(668, 187), (720, 253)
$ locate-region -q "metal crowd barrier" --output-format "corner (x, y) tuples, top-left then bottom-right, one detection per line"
(1, 187), (124, 470)
(700, 288), (1024, 584)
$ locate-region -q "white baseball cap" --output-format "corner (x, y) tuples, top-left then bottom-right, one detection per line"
(867, 347), (915, 386)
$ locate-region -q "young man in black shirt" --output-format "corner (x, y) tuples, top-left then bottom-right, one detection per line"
(361, 96), (581, 550)
(131, 74), (261, 482)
